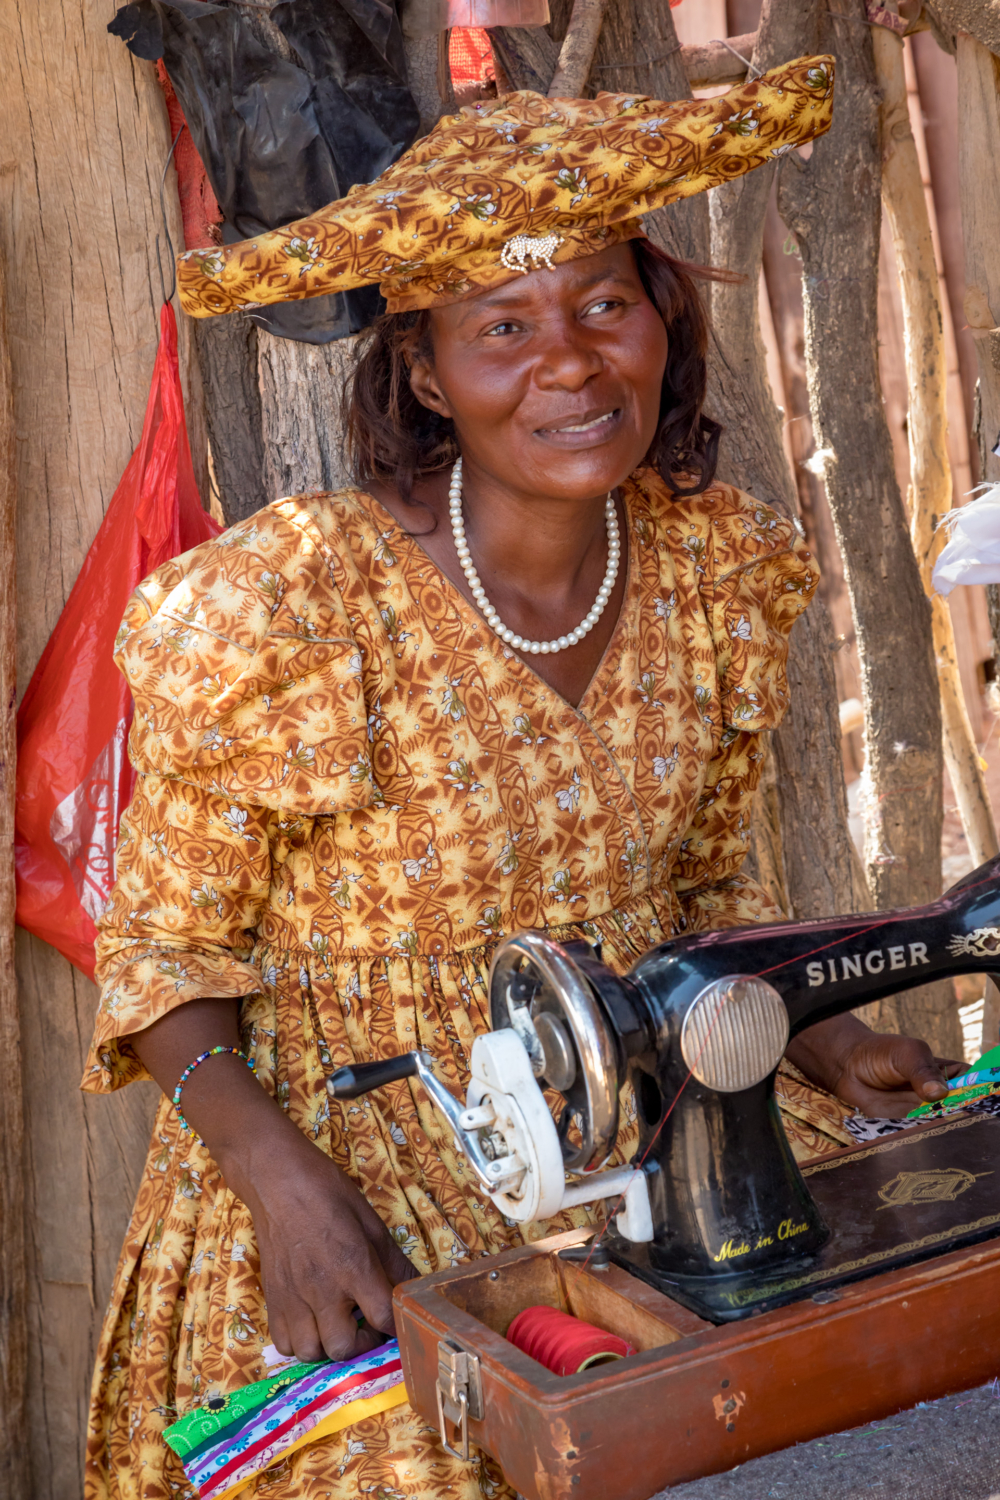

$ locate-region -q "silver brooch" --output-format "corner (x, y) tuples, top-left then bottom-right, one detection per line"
(499, 232), (563, 274)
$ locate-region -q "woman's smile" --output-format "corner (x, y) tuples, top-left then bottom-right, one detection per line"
(535, 406), (623, 448)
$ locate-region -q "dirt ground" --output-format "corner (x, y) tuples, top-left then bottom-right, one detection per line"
(656, 1380), (1000, 1499)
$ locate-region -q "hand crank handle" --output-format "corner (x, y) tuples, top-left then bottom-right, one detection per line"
(326, 1052), (425, 1100)
(326, 1049), (506, 1196)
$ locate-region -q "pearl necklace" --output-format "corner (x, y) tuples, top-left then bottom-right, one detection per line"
(448, 457), (620, 656)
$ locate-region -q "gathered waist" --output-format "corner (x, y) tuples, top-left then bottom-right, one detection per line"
(250, 884), (684, 968)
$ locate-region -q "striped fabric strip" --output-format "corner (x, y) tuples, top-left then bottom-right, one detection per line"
(199, 1368), (406, 1500)
(163, 1363), (322, 1461)
(184, 1358), (380, 1481)
(207, 1385), (409, 1500)
(187, 1356), (402, 1492)
(164, 1342), (406, 1500)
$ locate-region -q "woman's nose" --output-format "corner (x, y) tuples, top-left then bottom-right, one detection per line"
(534, 327), (603, 390)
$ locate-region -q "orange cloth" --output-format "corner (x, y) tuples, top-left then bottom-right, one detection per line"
(449, 28), (495, 93)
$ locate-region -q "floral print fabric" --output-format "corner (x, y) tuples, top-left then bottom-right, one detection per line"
(84, 467), (840, 1500)
(176, 57), (834, 318)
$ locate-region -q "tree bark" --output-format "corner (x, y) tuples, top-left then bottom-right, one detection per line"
(924, 0), (1000, 54)
(666, 0), (868, 923)
(874, 23), (998, 866)
(256, 333), (359, 500)
(779, 0), (959, 1054)
(548, 0), (608, 96)
(0, 2), (186, 1490)
(488, 23), (560, 92)
(193, 317), (268, 524)
(0, 221), (27, 1500)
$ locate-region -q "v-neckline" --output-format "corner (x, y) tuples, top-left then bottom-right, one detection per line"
(349, 482), (640, 722)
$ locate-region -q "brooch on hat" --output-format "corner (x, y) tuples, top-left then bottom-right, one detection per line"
(499, 233), (563, 274)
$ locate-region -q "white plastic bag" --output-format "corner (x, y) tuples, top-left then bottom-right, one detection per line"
(932, 484), (1000, 596)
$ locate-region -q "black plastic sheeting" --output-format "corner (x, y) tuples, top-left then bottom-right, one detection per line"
(110, 0), (420, 342)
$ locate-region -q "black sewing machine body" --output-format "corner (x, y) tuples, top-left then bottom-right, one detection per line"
(330, 858), (1000, 1325)
(577, 859), (1000, 1318)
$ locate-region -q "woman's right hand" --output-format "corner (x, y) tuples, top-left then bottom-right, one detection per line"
(130, 996), (418, 1363)
(227, 1118), (418, 1363)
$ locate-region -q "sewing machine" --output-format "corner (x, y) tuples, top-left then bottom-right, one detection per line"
(328, 859), (1000, 1498)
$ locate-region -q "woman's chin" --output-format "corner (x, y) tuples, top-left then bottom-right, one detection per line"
(515, 438), (648, 499)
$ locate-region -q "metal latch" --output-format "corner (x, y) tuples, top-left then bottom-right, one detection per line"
(435, 1340), (484, 1461)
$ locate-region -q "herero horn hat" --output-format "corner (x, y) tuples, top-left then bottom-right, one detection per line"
(177, 54), (834, 319)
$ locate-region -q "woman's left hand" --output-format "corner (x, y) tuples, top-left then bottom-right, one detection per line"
(826, 1032), (965, 1117)
(785, 1013), (965, 1118)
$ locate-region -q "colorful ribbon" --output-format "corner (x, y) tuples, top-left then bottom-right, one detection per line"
(164, 1342), (407, 1499)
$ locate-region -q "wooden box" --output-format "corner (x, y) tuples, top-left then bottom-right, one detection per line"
(394, 1215), (1000, 1498)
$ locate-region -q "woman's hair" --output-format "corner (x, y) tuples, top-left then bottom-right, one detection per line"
(343, 239), (726, 502)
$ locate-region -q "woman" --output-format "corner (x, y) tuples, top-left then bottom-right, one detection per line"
(84, 61), (958, 1499)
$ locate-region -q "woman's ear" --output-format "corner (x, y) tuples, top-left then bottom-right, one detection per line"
(406, 339), (452, 420)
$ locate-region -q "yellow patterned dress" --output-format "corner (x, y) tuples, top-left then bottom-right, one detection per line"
(83, 467), (853, 1499)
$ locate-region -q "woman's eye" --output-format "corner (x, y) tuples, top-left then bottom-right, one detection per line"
(483, 321), (521, 337)
(584, 298), (621, 316)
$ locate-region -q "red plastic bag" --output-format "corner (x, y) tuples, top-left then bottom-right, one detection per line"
(15, 302), (221, 978)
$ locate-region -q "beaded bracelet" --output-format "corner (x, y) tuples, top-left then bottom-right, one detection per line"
(173, 1046), (256, 1140)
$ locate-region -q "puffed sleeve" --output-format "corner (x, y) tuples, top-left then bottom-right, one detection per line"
(671, 489), (818, 932)
(82, 499), (372, 1093)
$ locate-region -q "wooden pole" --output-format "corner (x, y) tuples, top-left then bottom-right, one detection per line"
(702, 0), (869, 923)
(0, 221), (27, 1500)
(548, 0), (607, 97)
(874, 22), (998, 867)
(491, 24), (758, 95)
(1, 1), (184, 1484)
(779, 0), (960, 1055)
(958, 37), (1000, 488)
(682, 33), (754, 89)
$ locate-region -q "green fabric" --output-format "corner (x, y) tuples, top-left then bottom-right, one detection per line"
(906, 1082), (1000, 1121)
(968, 1043), (1000, 1073)
(164, 1362), (323, 1460)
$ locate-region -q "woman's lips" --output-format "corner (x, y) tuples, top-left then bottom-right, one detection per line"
(534, 408), (623, 448)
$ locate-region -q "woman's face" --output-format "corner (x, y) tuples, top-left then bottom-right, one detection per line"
(409, 243), (669, 502)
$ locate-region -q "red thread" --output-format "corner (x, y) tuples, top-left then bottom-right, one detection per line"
(506, 1305), (634, 1375)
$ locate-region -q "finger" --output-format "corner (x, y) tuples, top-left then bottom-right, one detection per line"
(839, 1083), (925, 1118)
(266, 1303), (294, 1359)
(351, 1255), (399, 1337)
(374, 1230), (421, 1287)
(281, 1296), (327, 1364)
(908, 1058), (952, 1101)
(315, 1298), (377, 1361)
(261, 1271), (325, 1363)
(874, 1036), (947, 1098)
(936, 1057), (968, 1078)
(351, 1322), (393, 1355)
(354, 1195), (421, 1286)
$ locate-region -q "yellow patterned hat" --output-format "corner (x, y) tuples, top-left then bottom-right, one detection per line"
(177, 55), (834, 318)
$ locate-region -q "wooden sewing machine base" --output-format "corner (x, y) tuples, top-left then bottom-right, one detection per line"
(393, 1114), (1000, 1500)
